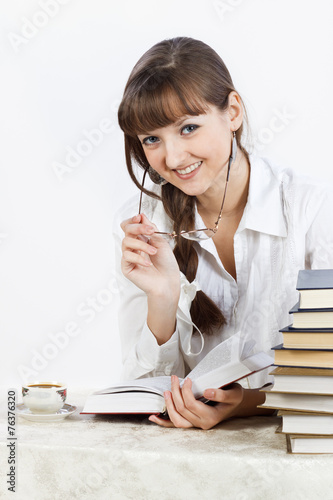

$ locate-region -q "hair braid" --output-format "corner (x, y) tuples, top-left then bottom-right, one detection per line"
(162, 183), (226, 334)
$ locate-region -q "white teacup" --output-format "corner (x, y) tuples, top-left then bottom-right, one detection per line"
(22, 382), (67, 413)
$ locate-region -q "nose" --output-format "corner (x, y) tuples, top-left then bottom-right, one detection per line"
(164, 139), (188, 170)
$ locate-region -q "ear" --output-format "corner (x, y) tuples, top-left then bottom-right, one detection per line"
(228, 91), (243, 131)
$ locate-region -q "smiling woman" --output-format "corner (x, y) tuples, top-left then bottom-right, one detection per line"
(117, 37), (250, 334)
(112, 36), (333, 429)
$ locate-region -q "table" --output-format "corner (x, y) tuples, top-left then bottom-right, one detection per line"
(1, 389), (333, 500)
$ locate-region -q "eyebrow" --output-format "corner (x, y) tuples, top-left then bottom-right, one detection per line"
(138, 115), (199, 137)
(173, 116), (191, 127)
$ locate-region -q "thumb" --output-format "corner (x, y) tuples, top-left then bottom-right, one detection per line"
(203, 383), (243, 404)
(140, 213), (158, 230)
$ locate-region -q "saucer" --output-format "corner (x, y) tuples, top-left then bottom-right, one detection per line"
(16, 403), (77, 422)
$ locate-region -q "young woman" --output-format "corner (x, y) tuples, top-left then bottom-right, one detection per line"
(113, 36), (333, 429)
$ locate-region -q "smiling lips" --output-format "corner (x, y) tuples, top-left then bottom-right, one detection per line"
(175, 161), (202, 176)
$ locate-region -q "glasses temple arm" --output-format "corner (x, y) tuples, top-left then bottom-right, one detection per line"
(214, 157), (232, 228)
(138, 168), (149, 214)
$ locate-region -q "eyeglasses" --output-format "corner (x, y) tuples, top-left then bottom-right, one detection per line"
(138, 155), (232, 242)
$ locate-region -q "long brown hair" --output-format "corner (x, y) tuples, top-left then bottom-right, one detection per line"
(118, 36), (249, 335)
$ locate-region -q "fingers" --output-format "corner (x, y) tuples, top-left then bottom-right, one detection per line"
(120, 214), (157, 236)
(120, 214), (158, 270)
(148, 380), (245, 430)
(148, 377), (200, 429)
(148, 414), (175, 428)
(121, 250), (152, 269)
(148, 393), (193, 428)
(120, 214), (141, 232)
(203, 383), (243, 404)
(162, 386), (196, 428)
(171, 377), (202, 420)
(121, 218), (156, 239)
(140, 213), (157, 228)
(157, 377), (205, 429)
(122, 235), (157, 258)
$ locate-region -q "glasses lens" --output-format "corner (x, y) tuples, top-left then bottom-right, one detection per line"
(180, 229), (215, 241)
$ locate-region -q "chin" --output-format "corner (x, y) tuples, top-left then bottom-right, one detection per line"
(173, 181), (208, 197)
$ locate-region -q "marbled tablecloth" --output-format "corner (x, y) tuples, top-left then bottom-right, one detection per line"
(1, 388), (333, 500)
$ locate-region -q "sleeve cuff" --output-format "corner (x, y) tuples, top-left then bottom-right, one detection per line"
(136, 321), (180, 369)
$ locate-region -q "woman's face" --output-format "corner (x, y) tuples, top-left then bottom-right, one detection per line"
(137, 103), (238, 198)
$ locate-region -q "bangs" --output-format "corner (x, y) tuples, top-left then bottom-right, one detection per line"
(119, 77), (210, 137)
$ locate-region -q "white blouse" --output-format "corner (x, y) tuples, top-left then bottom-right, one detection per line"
(112, 154), (333, 388)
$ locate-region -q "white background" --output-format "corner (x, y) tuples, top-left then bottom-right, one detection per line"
(1, 0), (332, 391)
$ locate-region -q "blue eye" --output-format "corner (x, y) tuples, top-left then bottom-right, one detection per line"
(181, 124), (199, 135)
(142, 136), (159, 146)
(141, 124), (198, 145)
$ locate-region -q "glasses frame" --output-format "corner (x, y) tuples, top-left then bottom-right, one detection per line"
(138, 154), (232, 240)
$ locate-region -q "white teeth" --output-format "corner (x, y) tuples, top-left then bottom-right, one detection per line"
(176, 161), (202, 175)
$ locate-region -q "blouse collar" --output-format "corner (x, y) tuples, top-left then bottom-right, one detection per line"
(194, 154), (288, 241)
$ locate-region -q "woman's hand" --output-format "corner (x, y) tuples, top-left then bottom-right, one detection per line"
(121, 213), (181, 344)
(120, 213), (180, 297)
(148, 376), (244, 429)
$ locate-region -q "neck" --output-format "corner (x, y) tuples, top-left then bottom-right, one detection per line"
(196, 151), (250, 221)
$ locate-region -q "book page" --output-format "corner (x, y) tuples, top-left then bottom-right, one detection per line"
(186, 333), (273, 397)
(185, 332), (242, 382)
(96, 376), (172, 397)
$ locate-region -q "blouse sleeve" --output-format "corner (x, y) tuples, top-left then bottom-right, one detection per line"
(112, 208), (201, 381)
(305, 184), (333, 269)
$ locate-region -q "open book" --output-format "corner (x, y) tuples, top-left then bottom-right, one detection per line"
(82, 333), (273, 415)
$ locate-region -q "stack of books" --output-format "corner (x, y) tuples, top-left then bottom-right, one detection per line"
(259, 269), (333, 454)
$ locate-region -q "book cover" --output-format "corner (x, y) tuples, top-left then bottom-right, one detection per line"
(280, 325), (333, 333)
(273, 344), (333, 352)
(259, 389), (333, 413)
(269, 366), (333, 394)
(272, 345), (333, 369)
(279, 325), (333, 348)
(270, 366), (333, 376)
(296, 269), (333, 309)
(289, 302), (333, 328)
(296, 269), (333, 290)
(286, 433), (333, 454)
(277, 410), (333, 435)
(290, 302), (333, 314)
